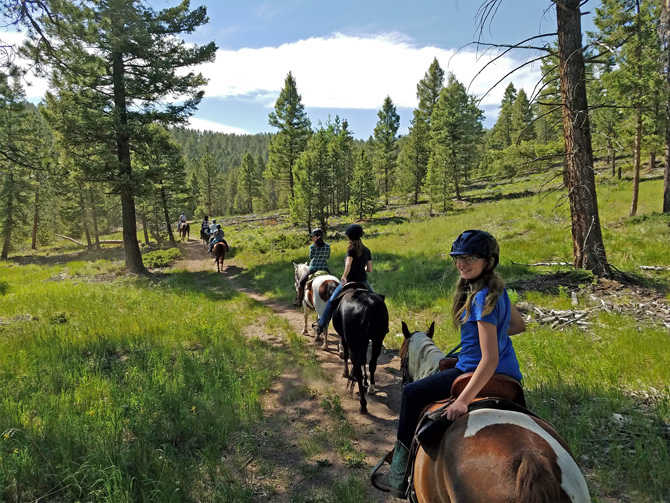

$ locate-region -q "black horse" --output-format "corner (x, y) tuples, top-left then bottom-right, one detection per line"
(331, 286), (389, 414)
(200, 226), (210, 248)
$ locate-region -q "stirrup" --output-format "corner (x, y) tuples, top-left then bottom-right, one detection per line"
(370, 456), (391, 493)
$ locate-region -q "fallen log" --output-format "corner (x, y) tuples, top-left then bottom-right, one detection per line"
(56, 234), (124, 246)
(639, 265), (670, 271)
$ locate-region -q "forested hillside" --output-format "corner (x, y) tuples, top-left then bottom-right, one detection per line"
(1, 0), (669, 277)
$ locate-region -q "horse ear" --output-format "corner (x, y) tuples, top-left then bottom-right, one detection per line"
(426, 321), (435, 339)
(401, 321), (411, 339)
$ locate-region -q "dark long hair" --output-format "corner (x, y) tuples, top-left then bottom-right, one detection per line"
(348, 237), (364, 256)
(315, 236), (325, 248)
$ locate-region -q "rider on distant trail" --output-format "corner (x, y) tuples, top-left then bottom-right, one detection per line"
(178, 211), (186, 231)
(295, 228), (330, 307)
(208, 224), (228, 253)
(201, 215), (210, 237)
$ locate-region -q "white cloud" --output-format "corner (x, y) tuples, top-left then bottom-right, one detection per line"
(201, 32), (542, 113)
(186, 117), (249, 135)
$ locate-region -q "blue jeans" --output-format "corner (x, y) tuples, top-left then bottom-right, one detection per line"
(318, 280), (373, 329)
(397, 368), (463, 447)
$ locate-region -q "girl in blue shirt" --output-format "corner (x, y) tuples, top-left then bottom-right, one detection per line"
(371, 229), (526, 498)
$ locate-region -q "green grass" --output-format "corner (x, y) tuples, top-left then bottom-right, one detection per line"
(0, 260), (286, 502)
(2, 167), (669, 502)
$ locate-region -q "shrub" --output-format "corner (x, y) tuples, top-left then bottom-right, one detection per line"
(142, 248), (182, 268)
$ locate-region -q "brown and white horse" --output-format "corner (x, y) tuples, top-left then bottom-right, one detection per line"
(400, 322), (591, 503)
(178, 222), (190, 241)
(293, 262), (339, 350)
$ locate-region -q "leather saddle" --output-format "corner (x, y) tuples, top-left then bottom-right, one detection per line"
(413, 373), (529, 454)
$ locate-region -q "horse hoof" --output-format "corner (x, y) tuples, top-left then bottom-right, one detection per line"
(315, 334), (322, 342)
(302, 330), (309, 336)
(359, 406), (368, 414)
(368, 385), (376, 395)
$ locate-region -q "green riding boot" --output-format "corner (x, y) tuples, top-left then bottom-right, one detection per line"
(370, 440), (410, 499)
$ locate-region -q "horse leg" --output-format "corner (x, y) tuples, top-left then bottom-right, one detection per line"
(352, 364), (367, 414)
(340, 339), (350, 378)
(302, 305), (309, 336)
(320, 321), (329, 351)
(367, 338), (383, 395)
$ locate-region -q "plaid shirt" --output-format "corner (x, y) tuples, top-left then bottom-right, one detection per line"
(309, 242), (330, 272)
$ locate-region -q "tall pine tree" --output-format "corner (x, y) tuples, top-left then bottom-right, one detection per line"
(25, 0), (216, 272)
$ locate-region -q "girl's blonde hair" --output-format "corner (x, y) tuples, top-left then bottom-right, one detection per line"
(451, 260), (505, 327)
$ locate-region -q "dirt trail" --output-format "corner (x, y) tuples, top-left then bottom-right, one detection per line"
(177, 239), (402, 502)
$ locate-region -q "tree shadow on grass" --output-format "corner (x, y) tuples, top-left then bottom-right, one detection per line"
(7, 246), (127, 266)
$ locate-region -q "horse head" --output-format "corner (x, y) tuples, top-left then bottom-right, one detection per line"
(400, 321), (446, 386)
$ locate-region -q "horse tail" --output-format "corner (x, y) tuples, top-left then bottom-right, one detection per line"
(515, 450), (564, 503)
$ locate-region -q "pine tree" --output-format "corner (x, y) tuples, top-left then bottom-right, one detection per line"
(198, 148), (219, 218)
(372, 96), (400, 207)
(593, 0), (664, 216)
(489, 83), (517, 150)
(267, 72), (312, 201)
(290, 127), (331, 230)
(417, 57), (445, 125)
(350, 149), (377, 220)
(427, 74), (483, 211)
(510, 89), (536, 143)
(0, 74), (50, 258)
(398, 109), (430, 204)
(25, 0), (216, 272)
(236, 152), (261, 214)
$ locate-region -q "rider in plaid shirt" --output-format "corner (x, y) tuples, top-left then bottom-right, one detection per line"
(295, 228), (330, 307)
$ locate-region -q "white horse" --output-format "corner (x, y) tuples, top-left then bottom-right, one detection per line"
(293, 262), (340, 350)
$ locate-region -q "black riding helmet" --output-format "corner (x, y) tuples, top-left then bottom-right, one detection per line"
(311, 228), (323, 237)
(450, 230), (499, 269)
(345, 224), (364, 240)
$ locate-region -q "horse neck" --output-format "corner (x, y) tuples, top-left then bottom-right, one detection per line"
(408, 334), (446, 381)
(296, 264), (309, 280)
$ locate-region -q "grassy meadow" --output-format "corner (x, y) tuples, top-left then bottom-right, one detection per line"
(1, 167), (669, 502)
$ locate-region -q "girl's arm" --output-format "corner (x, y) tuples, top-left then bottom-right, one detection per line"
(445, 320), (499, 421)
(366, 259), (373, 273)
(508, 304), (526, 335)
(341, 256), (353, 284)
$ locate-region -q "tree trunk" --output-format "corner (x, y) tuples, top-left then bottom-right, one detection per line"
(88, 186), (100, 249)
(630, 110), (642, 216)
(113, 50), (144, 273)
(160, 182), (176, 245)
(612, 149), (616, 178)
(78, 184), (92, 250)
(140, 211), (150, 245)
(1, 171), (14, 259)
(649, 151), (656, 172)
(608, 138), (615, 177)
(555, 0), (611, 277)
(31, 174), (39, 250)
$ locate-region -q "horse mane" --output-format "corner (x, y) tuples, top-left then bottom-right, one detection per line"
(408, 333), (446, 381)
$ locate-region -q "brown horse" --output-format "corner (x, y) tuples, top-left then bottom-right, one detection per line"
(213, 242), (227, 272)
(399, 322), (591, 503)
(178, 222), (190, 241)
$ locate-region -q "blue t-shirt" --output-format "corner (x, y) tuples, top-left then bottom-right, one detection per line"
(455, 287), (522, 382)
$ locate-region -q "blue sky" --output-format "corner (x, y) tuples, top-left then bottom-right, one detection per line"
(8, 0), (598, 139)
